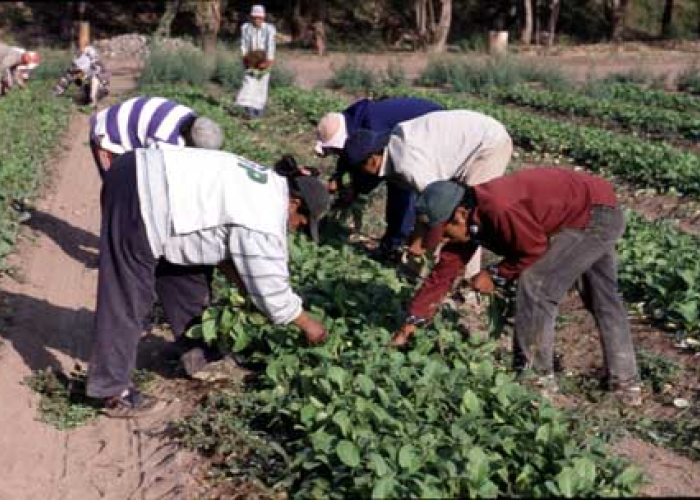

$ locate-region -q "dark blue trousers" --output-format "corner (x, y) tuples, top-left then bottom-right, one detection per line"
(380, 183), (416, 250)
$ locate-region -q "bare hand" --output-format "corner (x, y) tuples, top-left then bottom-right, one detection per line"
(294, 311), (328, 344)
(389, 324), (417, 348)
(470, 270), (495, 294)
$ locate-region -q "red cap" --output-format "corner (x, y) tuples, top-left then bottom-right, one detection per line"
(21, 51), (41, 69)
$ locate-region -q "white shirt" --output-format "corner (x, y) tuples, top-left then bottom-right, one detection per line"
(136, 148), (302, 325)
(240, 22), (276, 60)
(381, 110), (511, 192)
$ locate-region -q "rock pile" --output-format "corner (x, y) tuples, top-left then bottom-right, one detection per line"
(93, 34), (201, 59)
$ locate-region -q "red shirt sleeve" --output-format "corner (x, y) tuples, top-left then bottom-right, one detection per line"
(490, 205), (549, 281)
(408, 242), (477, 319)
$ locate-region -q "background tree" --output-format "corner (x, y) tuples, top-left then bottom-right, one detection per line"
(662, 0), (675, 38)
(547, 0), (560, 46)
(414, 0), (453, 52)
(156, 0), (181, 38)
(192, 0), (221, 57)
(521, 0), (534, 45)
(607, 0), (629, 41)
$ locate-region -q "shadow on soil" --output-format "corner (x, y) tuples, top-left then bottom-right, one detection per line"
(24, 209), (100, 269)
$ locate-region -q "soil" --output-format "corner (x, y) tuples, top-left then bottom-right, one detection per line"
(1, 45), (700, 499)
(0, 58), (199, 500)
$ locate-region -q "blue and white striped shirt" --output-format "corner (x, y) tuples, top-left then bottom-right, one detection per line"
(90, 97), (196, 154)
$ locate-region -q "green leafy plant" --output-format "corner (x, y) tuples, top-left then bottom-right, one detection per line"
(0, 81), (70, 272)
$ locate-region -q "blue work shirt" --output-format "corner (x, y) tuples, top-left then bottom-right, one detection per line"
(339, 97), (444, 192)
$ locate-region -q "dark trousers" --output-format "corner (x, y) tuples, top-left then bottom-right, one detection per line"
(380, 183), (416, 250)
(86, 152), (212, 398)
(514, 205), (638, 386)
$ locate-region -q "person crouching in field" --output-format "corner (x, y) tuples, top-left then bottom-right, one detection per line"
(342, 109), (513, 283)
(236, 4), (276, 118)
(391, 168), (642, 407)
(89, 96), (223, 177)
(0, 43), (40, 96)
(314, 97), (444, 261)
(87, 147), (331, 418)
(54, 45), (110, 108)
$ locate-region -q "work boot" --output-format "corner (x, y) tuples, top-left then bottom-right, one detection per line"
(102, 388), (166, 419)
(611, 382), (643, 407)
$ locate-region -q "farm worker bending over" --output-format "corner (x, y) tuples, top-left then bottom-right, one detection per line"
(89, 96), (223, 177)
(0, 42), (40, 95)
(54, 45), (110, 108)
(314, 97), (443, 261)
(236, 4), (276, 118)
(87, 148), (331, 418)
(342, 109), (512, 278)
(392, 168), (641, 406)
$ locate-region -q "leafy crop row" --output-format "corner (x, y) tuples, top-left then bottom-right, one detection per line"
(140, 83), (644, 497)
(585, 82), (700, 114)
(184, 236), (642, 498)
(489, 84), (700, 141)
(376, 87), (700, 196)
(0, 81), (71, 271)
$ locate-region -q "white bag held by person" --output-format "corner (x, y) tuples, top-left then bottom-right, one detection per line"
(236, 70), (270, 111)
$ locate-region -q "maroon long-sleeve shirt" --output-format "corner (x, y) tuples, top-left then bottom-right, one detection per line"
(409, 167), (617, 319)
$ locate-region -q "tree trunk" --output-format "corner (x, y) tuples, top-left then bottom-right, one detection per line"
(427, 0), (452, 52)
(193, 0), (221, 59)
(547, 0), (560, 46)
(156, 0), (180, 38)
(521, 0), (533, 45)
(609, 0), (629, 42)
(662, 0), (674, 38)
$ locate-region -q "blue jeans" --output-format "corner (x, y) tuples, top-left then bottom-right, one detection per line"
(514, 205), (638, 386)
(380, 183), (416, 250)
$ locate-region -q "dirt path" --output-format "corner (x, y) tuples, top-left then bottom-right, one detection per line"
(0, 60), (193, 500)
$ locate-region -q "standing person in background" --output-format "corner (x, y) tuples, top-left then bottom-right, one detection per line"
(54, 45), (111, 108)
(0, 42), (40, 96)
(236, 4), (276, 118)
(89, 96), (224, 177)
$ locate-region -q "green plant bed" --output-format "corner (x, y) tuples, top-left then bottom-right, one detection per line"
(137, 83), (643, 497)
(0, 81), (71, 271)
(583, 82), (700, 114)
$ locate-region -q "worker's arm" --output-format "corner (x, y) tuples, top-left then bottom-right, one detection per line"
(390, 242), (476, 347)
(226, 226), (327, 343)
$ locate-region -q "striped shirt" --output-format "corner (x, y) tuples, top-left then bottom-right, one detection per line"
(136, 148), (302, 325)
(90, 97), (196, 155)
(240, 22), (276, 60)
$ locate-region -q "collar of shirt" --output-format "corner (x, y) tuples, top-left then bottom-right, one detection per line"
(377, 148), (391, 177)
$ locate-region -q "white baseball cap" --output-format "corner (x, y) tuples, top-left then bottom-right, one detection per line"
(314, 112), (347, 156)
(251, 5), (265, 17)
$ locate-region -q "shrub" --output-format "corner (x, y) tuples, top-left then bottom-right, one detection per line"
(380, 60), (407, 88)
(599, 68), (666, 89)
(418, 56), (572, 93)
(212, 51), (244, 90)
(31, 48), (73, 81)
(328, 58), (376, 93)
(270, 62), (296, 88)
(675, 64), (700, 95)
(139, 41), (213, 86)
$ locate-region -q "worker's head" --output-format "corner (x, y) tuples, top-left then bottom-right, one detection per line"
(250, 4), (266, 26)
(14, 51), (41, 85)
(416, 180), (476, 250)
(184, 117), (224, 150)
(315, 112), (347, 157)
(276, 155), (331, 243)
(20, 51), (41, 70)
(342, 129), (390, 177)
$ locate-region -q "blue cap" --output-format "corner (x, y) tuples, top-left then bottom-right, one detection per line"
(342, 129), (390, 168)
